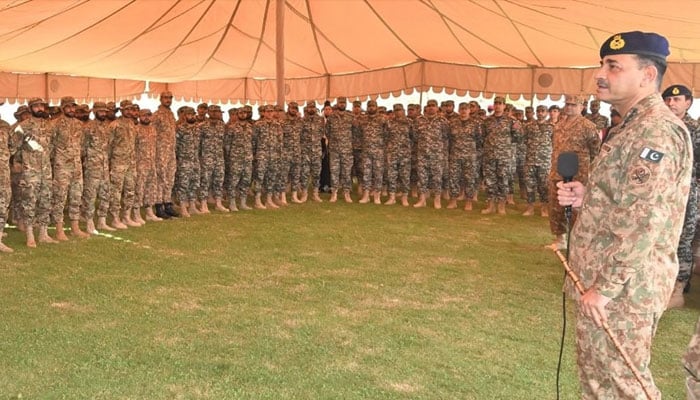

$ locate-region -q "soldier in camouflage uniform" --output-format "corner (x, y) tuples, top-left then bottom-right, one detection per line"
(548, 94), (600, 249)
(175, 107), (200, 217)
(685, 317), (700, 398)
(50, 96), (89, 240)
(584, 99), (609, 133)
(252, 105), (279, 209)
(0, 108), (12, 252)
(522, 105), (554, 217)
(412, 99), (449, 208)
(152, 91), (178, 219)
(12, 98), (58, 247)
(441, 100), (459, 199)
(281, 102), (303, 204)
(480, 96), (522, 214)
(357, 100), (386, 204)
(81, 102), (114, 233)
(469, 101), (485, 201)
(557, 32), (687, 399)
(8, 106), (30, 232)
(662, 84), (699, 309)
(107, 100), (140, 229)
(224, 106), (254, 211)
(196, 103), (208, 123)
(513, 108), (528, 202)
(384, 104), (413, 206)
(299, 101), (324, 203)
(406, 104), (421, 198)
(198, 104), (228, 213)
(446, 103), (482, 211)
(271, 105), (288, 207)
(326, 97), (355, 203)
(351, 100), (364, 195)
(133, 109), (159, 225)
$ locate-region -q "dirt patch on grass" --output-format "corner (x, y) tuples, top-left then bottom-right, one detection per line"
(171, 299), (202, 311)
(49, 302), (93, 313)
(386, 381), (423, 393)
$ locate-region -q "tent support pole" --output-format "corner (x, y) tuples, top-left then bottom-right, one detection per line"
(276, 0), (285, 106)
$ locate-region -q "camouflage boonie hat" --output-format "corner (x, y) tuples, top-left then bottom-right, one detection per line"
(458, 102), (469, 109)
(92, 102), (108, 112)
(60, 96), (76, 107)
(27, 97), (44, 107)
(77, 104), (90, 112)
(243, 105), (253, 112)
(119, 99), (134, 110)
(106, 101), (116, 111)
(182, 106), (195, 114)
(14, 105), (29, 118)
(367, 100), (377, 107)
(288, 101), (299, 108)
(160, 91), (173, 98)
(392, 104), (404, 111)
(208, 105), (221, 113)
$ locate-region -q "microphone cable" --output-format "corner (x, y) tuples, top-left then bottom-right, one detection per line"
(556, 202), (573, 400)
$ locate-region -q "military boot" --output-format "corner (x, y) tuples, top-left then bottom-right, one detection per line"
(54, 222), (69, 241)
(481, 200), (495, 214)
(0, 228), (13, 253)
(145, 206), (163, 221)
(38, 225), (59, 243)
(180, 201), (191, 218)
(228, 198), (239, 212)
(254, 193), (267, 209)
(86, 218), (98, 235)
(278, 193), (289, 206)
(667, 281), (686, 309)
(506, 194), (515, 205)
(165, 203), (180, 218)
(70, 220), (90, 238)
(132, 209), (146, 226)
(199, 201), (211, 214)
(25, 225), (37, 248)
(239, 195), (252, 210)
(446, 198), (457, 209)
(97, 216), (116, 231)
(522, 204), (535, 216)
(497, 200), (507, 215)
(540, 206), (549, 217)
(299, 190), (308, 203)
(265, 194), (279, 209)
(413, 193), (426, 208)
(433, 195), (442, 209)
(189, 202), (200, 215)
(329, 189), (338, 203)
(400, 194), (409, 207)
(359, 190), (370, 204)
(123, 211), (141, 227)
(291, 191), (302, 204)
(343, 190), (353, 203)
(384, 193), (396, 205)
(214, 198), (230, 212)
(312, 189), (322, 202)
(373, 192), (381, 205)
(463, 200), (473, 211)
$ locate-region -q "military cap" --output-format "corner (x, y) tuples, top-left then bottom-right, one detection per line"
(305, 100), (316, 107)
(662, 84), (692, 99)
(106, 101), (116, 110)
(160, 91), (173, 98)
(493, 96), (506, 104)
(352, 100), (362, 107)
(377, 106), (387, 113)
(139, 108), (152, 116)
(536, 105), (547, 111)
(243, 105), (253, 111)
(426, 99), (438, 106)
(367, 100), (377, 107)
(48, 106), (61, 114)
(208, 104), (221, 112)
(27, 97), (44, 107)
(60, 96), (76, 107)
(275, 105), (284, 112)
(336, 97), (347, 102)
(564, 94), (587, 105)
(590, 99), (601, 105)
(440, 101), (447, 107)
(408, 103), (420, 110)
(119, 99), (134, 110)
(197, 103), (208, 110)
(176, 106), (186, 114)
(445, 100), (454, 106)
(92, 102), (108, 112)
(14, 105), (29, 118)
(288, 101), (299, 108)
(458, 102), (469, 110)
(393, 104), (404, 111)
(228, 108), (237, 115)
(548, 105), (560, 111)
(182, 106), (195, 114)
(77, 104), (90, 112)
(132, 103), (140, 111)
(600, 31), (669, 63)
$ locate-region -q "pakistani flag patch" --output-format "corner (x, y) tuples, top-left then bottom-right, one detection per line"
(640, 147), (664, 163)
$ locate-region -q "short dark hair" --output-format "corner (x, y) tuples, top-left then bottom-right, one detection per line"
(636, 55), (666, 90)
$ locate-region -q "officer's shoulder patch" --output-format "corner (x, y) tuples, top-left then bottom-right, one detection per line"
(640, 147), (664, 163)
(630, 165), (651, 185)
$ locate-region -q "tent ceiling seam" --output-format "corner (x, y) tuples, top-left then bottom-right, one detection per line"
(364, 0), (420, 59)
(493, 0), (543, 67)
(426, 0), (480, 64)
(243, 0), (272, 78)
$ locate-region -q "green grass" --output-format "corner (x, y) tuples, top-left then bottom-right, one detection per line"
(0, 195), (697, 399)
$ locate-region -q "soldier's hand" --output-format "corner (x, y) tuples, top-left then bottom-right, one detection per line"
(556, 181), (584, 208)
(580, 288), (611, 328)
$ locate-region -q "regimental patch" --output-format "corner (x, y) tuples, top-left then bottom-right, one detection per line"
(640, 147), (664, 163)
(630, 166), (651, 185)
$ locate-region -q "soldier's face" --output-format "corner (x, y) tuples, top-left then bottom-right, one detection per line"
(493, 101), (505, 115)
(425, 103), (437, 116)
(237, 110), (247, 121)
(549, 109), (560, 120)
(30, 104), (44, 118)
(590, 101), (600, 113)
(445, 104), (454, 114)
(458, 107), (469, 119)
(536, 109), (547, 120)
(407, 108), (417, 118)
(140, 114), (151, 124)
(563, 102), (582, 117)
(186, 113), (196, 123)
(469, 103), (479, 114)
(161, 96), (172, 107)
(336, 101), (346, 110)
(664, 95), (691, 118)
(367, 104), (378, 115)
(211, 110), (223, 121)
(95, 110), (107, 121)
(353, 105), (361, 115)
(525, 109), (534, 120)
(63, 104), (76, 118)
(394, 109), (405, 118)
(595, 54), (650, 107)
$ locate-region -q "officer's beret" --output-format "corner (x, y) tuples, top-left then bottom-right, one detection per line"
(493, 96), (506, 104)
(92, 102), (108, 112)
(662, 84), (692, 99)
(160, 91), (173, 98)
(600, 31), (670, 63)
(426, 99), (438, 106)
(28, 97), (45, 107)
(393, 104), (404, 111)
(565, 94), (587, 105)
(60, 96), (76, 107)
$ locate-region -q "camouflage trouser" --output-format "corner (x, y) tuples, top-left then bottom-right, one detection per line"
(678, 182), (698, 283)
(176, 162), (200, 202)
(279, 154), (300, 193)
(81, 164), (110, 219)
(10, 163), (22, 224)
(299, 150), (322, 192)
(199, 154), (225, 200)
(0, 172), (9, 228)
(441, 145), (449, 192)
(135, 163), (157, 208)
(417, 152), (444, 195)
(227, 157), (253, 199)
(548, 178), (578, 236)
(51, 165), (83, 223)
(684, 316), (700, 399)
(525, 164), (549, 204)
(330, 148), (353, 192)
(410, 146), (419, 188)
(483, 156), (510, 202)
(361, 149), (385, 192)
(254, 153), (276, 194)
(576, 308), (661, 400)
(21, 168), (52, 226)
(109, 161), (135, 215)
(156, 153), (176, 204)
(352, 149), (363, 184)
(386, 150), (411, 194)
(448, 154), (478, 198)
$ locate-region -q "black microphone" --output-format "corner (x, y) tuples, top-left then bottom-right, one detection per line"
(557, 152), (579, 220)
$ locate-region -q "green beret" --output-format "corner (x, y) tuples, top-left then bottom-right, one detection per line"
(600, 31), (669, 63)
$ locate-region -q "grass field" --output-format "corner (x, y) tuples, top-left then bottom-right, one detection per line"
(0, 196), (697, 399)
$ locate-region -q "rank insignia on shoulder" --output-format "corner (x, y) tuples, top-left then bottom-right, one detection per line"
(639, 147), (664, 163)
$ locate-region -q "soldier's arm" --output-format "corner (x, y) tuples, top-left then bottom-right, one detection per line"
(587, 126), (602, 160)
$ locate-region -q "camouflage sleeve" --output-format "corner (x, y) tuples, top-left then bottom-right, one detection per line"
(587, 126), (602, 161)
(511, 119), (523, 144)
(593, 124), (690, 298)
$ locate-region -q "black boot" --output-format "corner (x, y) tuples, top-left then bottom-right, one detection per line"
(155, 204), (171, 219)
(165, 202), (180, 218)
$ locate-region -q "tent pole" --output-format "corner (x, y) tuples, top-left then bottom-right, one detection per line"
(44, 73), (49, 102)
(529, 67), (535, 107)
(276, 0), (285, 106)
(418, 60), (425, 109)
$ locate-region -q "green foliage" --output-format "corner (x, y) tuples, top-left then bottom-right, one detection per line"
(0, 200), (696, 399)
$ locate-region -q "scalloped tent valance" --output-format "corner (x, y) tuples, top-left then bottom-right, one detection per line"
(0, 1), (699, 103)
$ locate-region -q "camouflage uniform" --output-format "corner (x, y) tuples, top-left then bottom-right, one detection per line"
(358, 111), (387, 193)
(252, 110), (278, 194)
(385, 112), (413, 194)
(135, 114), (158, 208)
(0, 119), (10, 232)
(175, 112), (200, 202)
(8, 111), (25, 227)
(585, 113), (609, 132)
(442, 108), (460, 192)
(548, 114), (600, 236)
(481, 114), (522, 202)
(684, 317), (700, 398)
(270, 107), (286, 194)
(50, 104), (84, 225)
(107, 106), (138, 216)
(300, 109), (324, 192)
(198, 106), (226, 201)
(524, 119), (554, 204)
(281, 109), (303, 192)
(81, 105), (111, 221)
(567, 94), (691, 399)
(414, 112), (449, 195)
(326, 106), (355, 193)
(152, 103), (177, 205)
(448, 117), (482, 199)
(351, 102), (364, 185)
(677, 114), (699, 285)
(225, 110), (254, 199)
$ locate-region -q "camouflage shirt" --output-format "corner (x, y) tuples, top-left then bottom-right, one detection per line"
(385, 116), (413, 157)
(549, 115), (601, 182)
(524, 119), (554, 166)
(82, 119), (110, 171)
(448, 117), (481, 157)
(51, 115), (83, 171)
(585, 113), (609, 131)
(481, 115), (522, 159)
(326, 109), (354, 152)
(567, 94), (692, 314)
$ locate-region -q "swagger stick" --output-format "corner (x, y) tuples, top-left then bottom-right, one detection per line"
(554, 249), (654, 400)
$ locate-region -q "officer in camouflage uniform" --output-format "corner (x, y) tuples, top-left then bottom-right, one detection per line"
(412, 99), (449, 208)
(133, 108), (159, 225)
(252, 105), (279, 209)
(8, 106), (30, 232)
(175, 107), (200, 217)
(357, 100), (386, 205)
(446, 102), (482, 211)
(522, 105), (554, 217)
(81, 102), (114, 233)
(384, 103), (412, 206)
(0, 108), (12, 252)
(281, 102), (303, 204)
(107, 100), (140, 229)
(271, 105), (288, 206)
(198, 104), (228, 213)
(152, 91), (178, 219)
(481, 96), (522, 214)
(557, 32), (687, 399)
(548, 94), (601, 249)
(12, 98), (57, 247)
(299, 101), (324, 203)
(224, 106), (254, 211)
(196, 103), (208, 123)
(351, 100), (364, 194)
(661, 84), (699, 309)
(584, 99), (609, 133)
(513, 108), (528, 202)
(326, 97), (355, 203)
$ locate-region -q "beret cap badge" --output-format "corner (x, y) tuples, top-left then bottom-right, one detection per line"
(609, 35), (625, 50)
